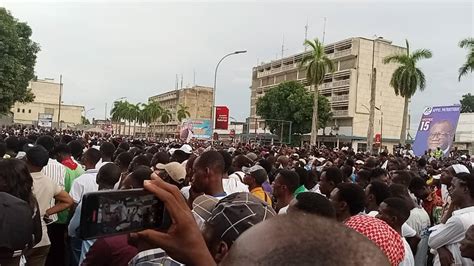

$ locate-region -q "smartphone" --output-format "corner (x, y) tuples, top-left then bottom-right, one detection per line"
(79, 189), (170, 240)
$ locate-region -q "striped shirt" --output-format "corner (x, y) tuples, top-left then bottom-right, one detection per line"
(41, 158), (67, 222)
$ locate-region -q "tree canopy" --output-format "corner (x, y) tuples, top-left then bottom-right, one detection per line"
(0, 8), (40, 114)
(460, 93), (474, 113)
(256, 81), (332, 138)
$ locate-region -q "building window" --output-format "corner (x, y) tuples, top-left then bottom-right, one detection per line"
(28, 109), (31, 113)
(17, 108), (20, 113)
(22, 109), (25, 113)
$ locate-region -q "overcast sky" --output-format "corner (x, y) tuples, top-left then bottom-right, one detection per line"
(3, 1), (473, 134)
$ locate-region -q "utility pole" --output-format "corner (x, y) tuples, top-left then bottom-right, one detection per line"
(322, 17), (327, 44)
(304, 19), (309, 49)
(58, 75), (62, 130)
(104, 102), (107, 120)
(367, 37), (379, 153)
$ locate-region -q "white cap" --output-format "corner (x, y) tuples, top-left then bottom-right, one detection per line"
(452, 164), (470, 174)
(460, 155), (467, 159)
(316, 157), (326, 163)
(178, 144), (193, 154)
(355, 160), (365, 165)
(432, 174), (441, 180)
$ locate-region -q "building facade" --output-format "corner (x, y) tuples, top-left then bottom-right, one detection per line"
(250, 37), (407, 151)
(12, 79), (84, 128)
(148, 85), (213, 137)
(454, 113), (474, 154)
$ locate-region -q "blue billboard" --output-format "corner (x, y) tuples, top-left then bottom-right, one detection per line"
(412, 105), (461, 157)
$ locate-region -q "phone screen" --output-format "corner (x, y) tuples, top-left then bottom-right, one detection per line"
(80, 189), (169, 240)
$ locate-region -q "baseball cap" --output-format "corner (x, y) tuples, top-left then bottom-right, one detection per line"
(245, 152), (258, 162)
(24, 144), (49, 168)
(156, 162), (186, 184)
(178, 144), (193, 154)
(242, 165), (268, 184)
(355, 160), (365, 165)
(206, 192), (276, 245)
(192, 194), (219, 222)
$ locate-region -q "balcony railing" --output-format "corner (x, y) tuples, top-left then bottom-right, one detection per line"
(334, 49), (352, 58)
(333, 79), (350, 87)
(332, 95), (349, 102)
(333, 110), (349, 117)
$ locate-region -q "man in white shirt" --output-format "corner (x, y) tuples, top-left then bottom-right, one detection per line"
(69, 148), (102, 204)
(95, 142), (115, 170)
(428, 172), (474, 266)
(272, 170), (299, 214)
(376, 197), (415, 266)
(24, 145), (73, 266)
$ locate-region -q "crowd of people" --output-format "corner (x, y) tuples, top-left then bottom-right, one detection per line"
(0, 125), (473, 266)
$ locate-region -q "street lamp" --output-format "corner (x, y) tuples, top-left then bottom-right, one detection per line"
(84, 108), (95, 122)
(211, 50), (247, 142)
(106, 96), (127, 120)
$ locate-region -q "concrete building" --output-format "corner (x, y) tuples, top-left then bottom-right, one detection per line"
(11, 78), (84, 128)
(148, 85), (213, 137)
(454, 113), (474, 154)
(250, 37), (407, 152)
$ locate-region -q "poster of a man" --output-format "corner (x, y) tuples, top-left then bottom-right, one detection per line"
(180, 121), (194, 142)
(427, 120), (455, 153)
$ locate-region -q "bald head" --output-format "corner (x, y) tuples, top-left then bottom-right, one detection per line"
(221, 214), (390, 265)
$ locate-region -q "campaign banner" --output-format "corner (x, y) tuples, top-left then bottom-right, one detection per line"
(412, 105), (461, 157)
(38, 113), (53, 128)
(180, 119), (212, 141)
(215, 106), (229, 130)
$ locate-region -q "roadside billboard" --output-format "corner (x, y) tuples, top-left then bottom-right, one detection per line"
(215, 106), (229, 130)
(412, 105), (461, 157)
(180, 119), (212, 141)
(38, 113), (53, 128)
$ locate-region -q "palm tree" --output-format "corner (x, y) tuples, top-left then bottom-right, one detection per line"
(129, 103), (141, 137)
(301, 38), (335, 146)
(177, 104), (191, 122)
(142, 102), (162, 138)
(383, 40), (432, 144)
(160, 109), (172, 137)
(458, 37), (474, 81)
(110, 100), (128, 135)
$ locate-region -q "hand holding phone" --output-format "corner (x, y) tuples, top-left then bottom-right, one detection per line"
(129, 177), (215, 266)
(79, 188), (170, 240)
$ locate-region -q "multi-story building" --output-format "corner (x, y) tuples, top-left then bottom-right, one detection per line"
(148, 85), (213, 137)
(12, 78), (84, 128)
(250, 37), (407, 151)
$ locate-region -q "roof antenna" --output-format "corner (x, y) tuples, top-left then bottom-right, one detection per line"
(322, 17), (327, 44)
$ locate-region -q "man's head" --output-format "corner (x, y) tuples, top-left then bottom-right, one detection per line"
(276, 155), (290, 169)
(68, 140), (84, 160)
(318, 167), (343, 197)
(35, 135), (55, 157)
(24, 144), (49, 172)
(355, 169), (371, 189)
(460, 225), (474, 260)
(330, 183), (366, 222)
(202, 192), (276, 263)
(54, 143), (72, 162)
(449, 172), (474, 206)
(272, 170), (299, 200)
(428, 120), (454, 151)
(287, 192), (336, 219)
(128, 154), (151, 172)
(114, 151), (133, 172)
(100, 142), (116, 161)
(231, 155), (253, 171)
(243, 165), (268, 188)
(408, 177), (430, 200)
(221, 213), (390, 266)
(390, 170), (412, 187)
(82, 148), (102, 170)
(371, 168), (389, 184)
(96, 163), (121, 190)
(376, 197), (411, 231)
(192, 151), (225, 194)
(365, 181), (391, 211)
(120, 165), (152, 189)
(155, 162), (186, 188)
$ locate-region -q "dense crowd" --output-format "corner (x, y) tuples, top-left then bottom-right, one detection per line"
(0, 125), (473, 266)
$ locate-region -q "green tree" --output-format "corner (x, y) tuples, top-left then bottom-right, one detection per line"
(129, 103), (141, 137)
(81, 116), (90, 125)
(383, 40), (432, 144)
(458, 38), (474, 81)
(301, 38), (335, 146)
(142, 102), (162, 137)
(110, 100), (128, 135)
(177, 104), (191, 122)
(0, 8), (40, 114)
(460, 93), (474, 113)
(160, 109), (172, 137)
(256, 81), (331, 141)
